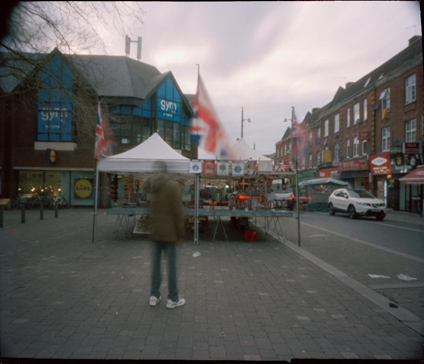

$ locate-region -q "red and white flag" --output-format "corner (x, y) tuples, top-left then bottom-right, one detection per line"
(190, 73), (232, 158)
(94, 103), (114, 161)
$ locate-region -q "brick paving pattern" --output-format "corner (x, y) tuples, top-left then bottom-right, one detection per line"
(0, 208), (423, 360)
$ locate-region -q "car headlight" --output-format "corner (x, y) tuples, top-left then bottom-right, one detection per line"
(356, 202), (368, 206)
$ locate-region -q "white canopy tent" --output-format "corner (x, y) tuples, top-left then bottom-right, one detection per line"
(93, 133), (198, 243)
(97, 132), (191, 174)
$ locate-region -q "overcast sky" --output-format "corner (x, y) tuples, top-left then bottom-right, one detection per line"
(100, 1), (421, 158)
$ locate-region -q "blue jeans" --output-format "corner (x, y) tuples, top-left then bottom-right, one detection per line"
(150, 241), (179, 302)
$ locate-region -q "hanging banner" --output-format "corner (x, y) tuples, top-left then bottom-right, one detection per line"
(232, 162), (244, 176)
(203, 160), (216, 176)
(217, 162), (229, 176)
(190, 161), (202, 174)
(247, 161), (258, 176)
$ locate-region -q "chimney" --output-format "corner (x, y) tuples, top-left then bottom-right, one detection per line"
(409, 35), (421, 46)
(345, 82), (354, 89)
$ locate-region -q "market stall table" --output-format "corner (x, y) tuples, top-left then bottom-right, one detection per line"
(106, 207), (293, 241)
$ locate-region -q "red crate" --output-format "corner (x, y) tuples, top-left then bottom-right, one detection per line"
(244, 229), (257, 241)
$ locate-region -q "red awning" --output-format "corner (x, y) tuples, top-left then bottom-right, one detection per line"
(399, 165), (424, 185)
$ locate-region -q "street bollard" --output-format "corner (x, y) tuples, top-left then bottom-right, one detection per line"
(0, 206), (3, 228)
(21, 204), (25, 224)
(55, 202), (58, 218)
(40, 201), (44, 220)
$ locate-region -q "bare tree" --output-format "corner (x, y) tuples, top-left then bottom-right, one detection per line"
(0, 2), (145, 137)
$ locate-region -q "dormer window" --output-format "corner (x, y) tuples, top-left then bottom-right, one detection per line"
(364, 77), (371, 88)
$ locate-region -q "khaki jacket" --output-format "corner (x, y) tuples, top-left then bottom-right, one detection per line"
(150, 174), (185, 243)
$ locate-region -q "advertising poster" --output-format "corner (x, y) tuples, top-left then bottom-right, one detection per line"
(232, 162), (244, 176)
(74, 178), (94, 200)
(217, 162), (229, 176)
(247, 161), (258, 176)
(190, 161), (202, 174)
(203, 160), (216, 176)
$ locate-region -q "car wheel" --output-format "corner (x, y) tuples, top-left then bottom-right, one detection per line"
(376, 214), (385, 221)
(348, 205), (357, 219)
(328, 203), (335, 215)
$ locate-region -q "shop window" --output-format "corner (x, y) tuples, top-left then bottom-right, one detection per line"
(37, 55), (73, 142)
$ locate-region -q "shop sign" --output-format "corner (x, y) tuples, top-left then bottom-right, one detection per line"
(46, 148), (56, 164)
(322, 150), (332, 163)
(232, 162), (244, 176)
(217, 162), (229, 176)
(202, 160), (216, 176)
(157, 98), (180, 121)
(338, 159), (368, 172)
(392, 153), (422, 173)
(298, 169), (318, 182)
(190, 161), (202, 174)
(74, 178), (94, 199)
(247, 161), (258, 176)
(403, 142), (422, 154)
(370, 154), (391, 175)
(319, 168), (338, 179)
(358, 132), (369, 140)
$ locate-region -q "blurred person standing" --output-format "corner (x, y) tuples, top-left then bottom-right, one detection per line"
(149, 162), (185, 308)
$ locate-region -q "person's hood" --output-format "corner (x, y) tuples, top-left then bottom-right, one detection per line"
(152, 173), (169, 193)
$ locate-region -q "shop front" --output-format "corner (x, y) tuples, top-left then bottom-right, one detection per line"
(15, 168), (95, 206)
(369, 154), (391, 207)
(339, 158), (369, 191)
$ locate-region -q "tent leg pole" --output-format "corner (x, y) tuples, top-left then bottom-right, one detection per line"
(195, 174), (200, 246)
(92, 167), (99, 243)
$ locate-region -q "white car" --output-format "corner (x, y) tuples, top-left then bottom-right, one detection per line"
(328, 188), (386, 221)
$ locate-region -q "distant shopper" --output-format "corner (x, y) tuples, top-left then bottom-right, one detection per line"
(149, 161), (185, 309)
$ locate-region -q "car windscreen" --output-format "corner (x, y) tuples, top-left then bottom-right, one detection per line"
(347, 190), (376, 199)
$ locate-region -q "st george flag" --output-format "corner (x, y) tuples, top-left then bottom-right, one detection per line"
(290, 108), (305, 163)
(190, 73), (233, 158)
(94, 103), (114, 161)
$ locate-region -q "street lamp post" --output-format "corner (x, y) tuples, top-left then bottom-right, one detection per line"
(241, 107), (251, 139)
(284, 108), (301, 247)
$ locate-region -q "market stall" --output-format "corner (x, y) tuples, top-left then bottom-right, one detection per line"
(399, 165), (424, 215)
(93, 133), (196, 241)
(299, 178), (351, 211)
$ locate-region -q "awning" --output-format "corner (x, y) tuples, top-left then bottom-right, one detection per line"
(399, 165), (424, 185)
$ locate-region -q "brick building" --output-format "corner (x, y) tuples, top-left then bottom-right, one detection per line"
(276, 36), (423, 213)
(0, 48), (196, 207)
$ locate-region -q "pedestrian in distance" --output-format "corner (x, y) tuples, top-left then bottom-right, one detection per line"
(149, 161), (185, 309)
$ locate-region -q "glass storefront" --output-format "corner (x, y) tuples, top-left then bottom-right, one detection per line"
(17, 170), (94, 206)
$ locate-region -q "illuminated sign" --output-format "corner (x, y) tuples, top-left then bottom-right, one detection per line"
(74, 178), (94, 199)
(370, 154), (391, 175)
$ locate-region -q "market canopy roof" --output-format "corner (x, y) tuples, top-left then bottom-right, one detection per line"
(97, 133), (191, 174)
(231, 138), (272, 161)
(399, 165), (424, 185)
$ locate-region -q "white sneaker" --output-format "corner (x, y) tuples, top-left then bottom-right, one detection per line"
(166, 298), (185, 309)
(150, 296), (161, 307)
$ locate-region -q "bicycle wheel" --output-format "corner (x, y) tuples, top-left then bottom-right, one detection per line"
(8, 199), (19, 210)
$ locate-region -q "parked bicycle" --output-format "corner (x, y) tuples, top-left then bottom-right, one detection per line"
(54, 194), (70, 209)
(7, 196), (29, 210)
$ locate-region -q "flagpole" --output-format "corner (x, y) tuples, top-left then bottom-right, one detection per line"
(292, 107), (301, 247)
(92, 163), (99, 243)
(195, 64), (200, 246)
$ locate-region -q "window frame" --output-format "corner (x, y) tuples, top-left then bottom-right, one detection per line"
(405, 119), (417, 143)
(353, 103), (360, 124)
(346, 107), (350, 128)
(405, 74), (416, 104)
(324, 119), (329, 137)
(380, 88), (391, 112)
(346, 139), (350, 158)
(382, 127), (390, 152)
(362, 140), (367, 156)
(334, 113), (340, 133)
(353, 136), (359, 157)
(363, 99), (368, 121)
